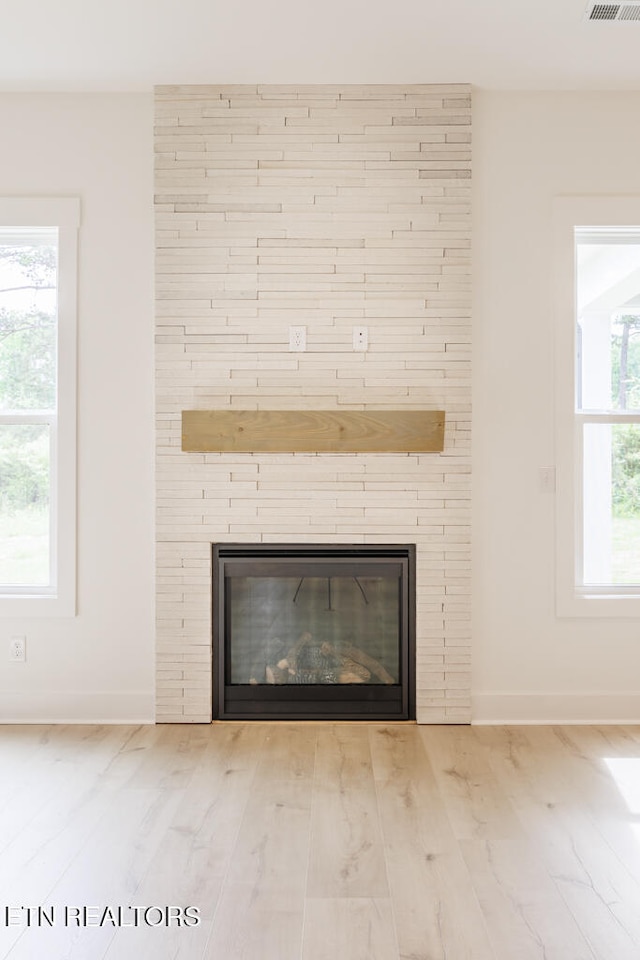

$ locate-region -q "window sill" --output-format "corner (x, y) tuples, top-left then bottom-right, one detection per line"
(0, 594), (76, 618)
(557, 590), (640, 618)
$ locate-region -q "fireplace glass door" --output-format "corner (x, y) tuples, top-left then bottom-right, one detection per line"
(213, 545), (415, 720)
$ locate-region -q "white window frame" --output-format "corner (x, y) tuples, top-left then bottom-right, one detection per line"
(0, 197), (79, 617)
(554, 195), (640, 617)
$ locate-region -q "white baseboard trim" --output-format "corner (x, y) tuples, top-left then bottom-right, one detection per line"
(0, 690), (155, 724)
(472, 692), (640, 725)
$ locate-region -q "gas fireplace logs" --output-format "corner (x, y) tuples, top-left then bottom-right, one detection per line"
(257, 631), (394, 686)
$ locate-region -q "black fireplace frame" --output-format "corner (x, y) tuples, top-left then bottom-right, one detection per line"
(212, 543), (416, 721)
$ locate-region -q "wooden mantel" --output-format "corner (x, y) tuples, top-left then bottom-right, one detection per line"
(181, 410), (445, 454)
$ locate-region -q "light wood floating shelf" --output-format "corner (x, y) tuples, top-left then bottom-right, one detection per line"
(182, 410), (445, 454)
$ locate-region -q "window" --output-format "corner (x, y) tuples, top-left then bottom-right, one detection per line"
(0, 198), (79, 616)
(555, 197), (640, 616)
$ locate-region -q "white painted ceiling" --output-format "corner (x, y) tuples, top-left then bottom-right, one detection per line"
(3, 0), (640, 92)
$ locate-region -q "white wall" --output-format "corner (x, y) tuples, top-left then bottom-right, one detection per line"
(2, 89), (639, 725)
(473, 90), (640, 722)
(0, 94), (155, 722)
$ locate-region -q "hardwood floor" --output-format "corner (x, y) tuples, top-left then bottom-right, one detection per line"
(2, 722), (640, 959)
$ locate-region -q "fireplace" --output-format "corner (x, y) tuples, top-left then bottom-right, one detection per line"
(213, 544), (415, 720)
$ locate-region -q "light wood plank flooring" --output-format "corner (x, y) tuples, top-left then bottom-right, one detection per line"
(2, 722), (640, 959)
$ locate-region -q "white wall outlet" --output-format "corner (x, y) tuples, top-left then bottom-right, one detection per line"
(353, 326), (368, 351)
(289, 325), (306, 352)
(9, 636), (26, 662)
(539, 466), (557, 493)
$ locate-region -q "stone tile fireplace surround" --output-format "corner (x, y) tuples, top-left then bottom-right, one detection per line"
(154, 84), (471, 723)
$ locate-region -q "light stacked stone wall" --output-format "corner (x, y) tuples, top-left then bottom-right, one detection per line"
(154, 84), (471, 722)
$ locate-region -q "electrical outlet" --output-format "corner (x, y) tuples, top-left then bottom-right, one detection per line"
(9, 636), (26, 662)
(353, 326), (368, 351)
(289, 326), (306, 352)
(539, 466), (557, 492)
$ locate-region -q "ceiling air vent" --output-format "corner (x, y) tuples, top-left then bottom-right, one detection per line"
(586, 1), (640, 19)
